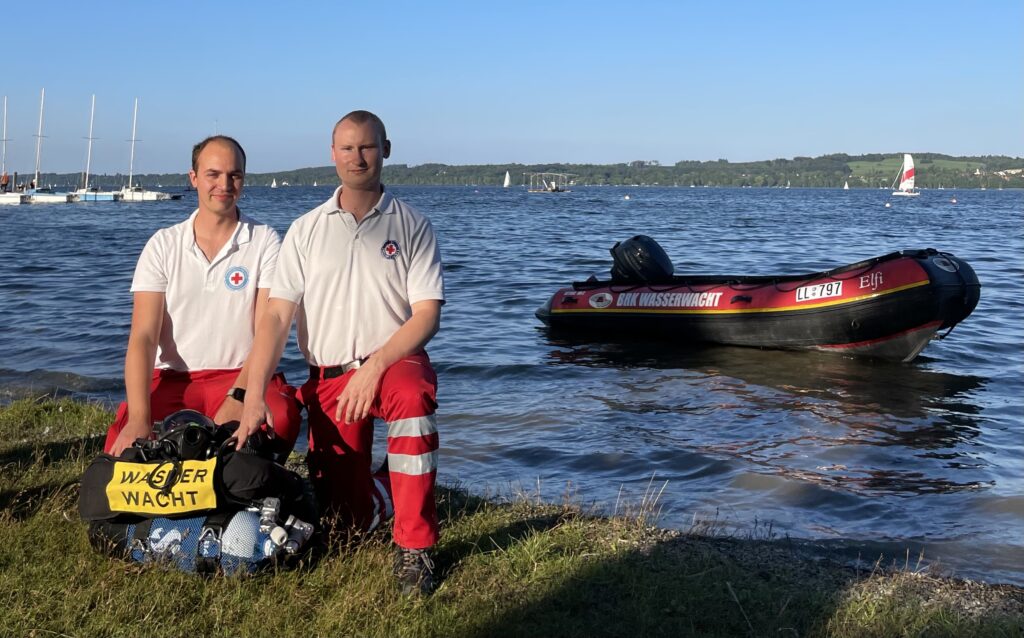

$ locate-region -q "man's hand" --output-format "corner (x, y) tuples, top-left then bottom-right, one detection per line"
(238, 395), (272, 450)
(335, 360), (386, 424)
(110, 419), (152, 457)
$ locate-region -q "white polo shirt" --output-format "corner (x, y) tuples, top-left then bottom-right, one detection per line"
(131, 209), (281, 371)
(271, 187), (444, 366)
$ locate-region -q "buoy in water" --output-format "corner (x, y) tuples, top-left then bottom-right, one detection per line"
(950, 197), (957, 204)
(884, 202), (892, 208)
(624, 195), (631, 200)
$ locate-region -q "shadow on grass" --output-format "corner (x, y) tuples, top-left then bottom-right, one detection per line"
(456, 533), (845, 638)
(0, 481), (81, 521)
(455, 530), (1023, 638)
(435, 487), (573, 580)
(0, 436), (101, 521)
(0, 434), (105, 469)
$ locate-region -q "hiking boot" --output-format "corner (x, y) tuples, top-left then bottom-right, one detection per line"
(394, 547), (436, 596)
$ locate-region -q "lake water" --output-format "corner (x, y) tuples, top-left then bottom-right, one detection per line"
(1, 185), (1022, 585)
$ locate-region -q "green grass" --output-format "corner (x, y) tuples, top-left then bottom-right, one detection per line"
(923, 158), (987, 171)
(2, 397), (1022, 637)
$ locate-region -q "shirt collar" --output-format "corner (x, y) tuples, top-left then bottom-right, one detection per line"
(184, 208), (250, 253)
(324, 185), (394, 217)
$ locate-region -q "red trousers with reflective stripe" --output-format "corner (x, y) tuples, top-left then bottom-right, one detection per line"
(301, 351), (439, 549)
(103, 369), (301, 455)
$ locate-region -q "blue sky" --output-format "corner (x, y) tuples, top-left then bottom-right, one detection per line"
(1, 0), (1020, 175)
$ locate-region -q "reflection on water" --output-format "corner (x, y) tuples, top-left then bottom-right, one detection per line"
(545, 338), (985, 420)
(543, 338), (991, 496)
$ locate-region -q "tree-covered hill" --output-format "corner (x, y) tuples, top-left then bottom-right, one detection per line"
(19, 153), (1024, 190)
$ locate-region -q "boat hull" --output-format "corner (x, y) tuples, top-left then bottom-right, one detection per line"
(0, 193), (27, 205)
(536, 249), (980, 362)
(27, 192), (72, 203)
(120, 188), (181, 201)
(74, 190), (121, 202)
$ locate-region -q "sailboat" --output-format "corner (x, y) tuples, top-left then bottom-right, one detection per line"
(890, 153), (921, 197)
(503, 170), (511, 188)
(119, 98), (178, 202)
(27, 89), (72, 204)
(270, 178), (278, 188)
(843, 180), (849, 190)
(0, 95), (27, 205)
(73, 95), (121, 202)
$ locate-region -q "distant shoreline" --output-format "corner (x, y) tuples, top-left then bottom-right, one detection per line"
(11, 152), (1024, 190)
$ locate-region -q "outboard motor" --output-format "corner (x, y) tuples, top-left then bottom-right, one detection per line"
(610, 235), (674, 283)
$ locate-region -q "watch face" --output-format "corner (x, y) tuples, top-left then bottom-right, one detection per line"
(230, 388), (246, 402)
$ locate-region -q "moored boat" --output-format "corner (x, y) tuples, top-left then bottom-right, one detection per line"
(117, 98), (179, 202)
(27, 89), (73, 204)
(118, 185), (179, 201)
(73, 188), (121, 202)
(0, 192), (27, 205)
(73, 95), (122, 202)
(26, 187), (72, 203)
(536, 236), (980, 362)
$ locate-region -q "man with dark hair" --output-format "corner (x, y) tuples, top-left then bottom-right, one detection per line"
(191, 134), (247, 173)
(240, 111), (445, 596)
(104, 135), (300, 459)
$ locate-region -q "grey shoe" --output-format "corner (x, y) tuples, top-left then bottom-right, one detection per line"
(394, 547), (436, 596)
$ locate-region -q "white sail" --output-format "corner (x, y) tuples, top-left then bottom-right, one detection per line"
(899, 154), (915, 191)
(271, 178), (278, 188)
(891, 153), (920, 197)
(843, 181), (849, 190)
(503, 170), (511, 188)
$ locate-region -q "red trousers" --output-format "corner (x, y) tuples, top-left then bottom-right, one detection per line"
(103, 369), (301, 456)
(302, 351), (439, 549)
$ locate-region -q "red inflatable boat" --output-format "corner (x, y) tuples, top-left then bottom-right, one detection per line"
(536, 238), (980, 362)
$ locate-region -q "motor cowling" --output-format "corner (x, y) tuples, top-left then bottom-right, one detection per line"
(610, 235), (674, 282)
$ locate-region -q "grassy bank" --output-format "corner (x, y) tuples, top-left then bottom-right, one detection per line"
(2, 397), (1021, 637)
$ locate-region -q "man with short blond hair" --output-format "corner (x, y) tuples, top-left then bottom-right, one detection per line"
(240, 111), (444, 595)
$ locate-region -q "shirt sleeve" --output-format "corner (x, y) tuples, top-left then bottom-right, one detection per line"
(129, 233), (168, 293)
(256, 226), (281, 289)
(406, 216), (445, 305)
(269, 220), (305, 303)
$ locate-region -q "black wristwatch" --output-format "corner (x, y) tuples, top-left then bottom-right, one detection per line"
(227, 387), (246, 402)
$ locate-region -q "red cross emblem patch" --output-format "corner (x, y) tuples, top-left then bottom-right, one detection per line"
(225, 266), (249, 291)
(381, 239), (401, 260)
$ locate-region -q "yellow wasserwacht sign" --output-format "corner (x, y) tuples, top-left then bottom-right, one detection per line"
(105, 458), (218, 515)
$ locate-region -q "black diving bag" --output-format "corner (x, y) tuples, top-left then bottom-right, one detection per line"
(79, 410), (317, 575)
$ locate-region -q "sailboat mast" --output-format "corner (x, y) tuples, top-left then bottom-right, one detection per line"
(127, 97), (138, 189)
(1, 95), (7, 175)
(34, 88), (45, 187)
(84, 94), (96, 191)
